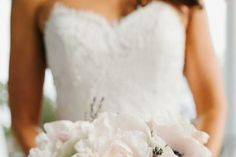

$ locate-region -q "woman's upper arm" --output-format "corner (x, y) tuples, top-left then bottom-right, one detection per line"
(184, 5), (226, 114)
(9, 0), (46, 127)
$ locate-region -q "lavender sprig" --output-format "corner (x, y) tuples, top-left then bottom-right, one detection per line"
(89, 96), (105, 120)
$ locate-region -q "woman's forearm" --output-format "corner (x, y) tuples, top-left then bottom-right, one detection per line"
(196, 106), (227, 157)
(13, 123), (39, 154)
(10, 0), (47, 154)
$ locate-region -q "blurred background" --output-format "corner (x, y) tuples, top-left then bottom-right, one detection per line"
(0, 0), (235, 156)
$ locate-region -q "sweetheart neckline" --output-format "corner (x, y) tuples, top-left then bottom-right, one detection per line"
(45, 0), (183, 31)
(49, 1), (157, 27)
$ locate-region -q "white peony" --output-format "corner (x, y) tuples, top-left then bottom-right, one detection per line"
(29, 120), (94, 157)
(148, 119), (212, 157)
(75, 113), (153, 157)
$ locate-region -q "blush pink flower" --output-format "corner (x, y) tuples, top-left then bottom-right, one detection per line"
(148, 119), (211, 157)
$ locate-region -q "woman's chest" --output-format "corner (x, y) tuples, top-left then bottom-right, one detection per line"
(44, 1), (186, 81)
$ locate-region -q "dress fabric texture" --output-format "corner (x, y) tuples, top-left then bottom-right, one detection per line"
(44, 1), (195, 123)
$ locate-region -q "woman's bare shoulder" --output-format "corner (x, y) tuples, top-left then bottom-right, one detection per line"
(11, 0), (56, 32)
(12, 0), (45, 19)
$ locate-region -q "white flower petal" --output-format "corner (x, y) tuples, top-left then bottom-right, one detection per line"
(103, 140), (133, 157)
(44, 121), (75, 142)
(28, 148), (52, 157)
(55, 139), (78, 157)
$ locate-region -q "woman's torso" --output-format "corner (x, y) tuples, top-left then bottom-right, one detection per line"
(41, 0), (195, 123)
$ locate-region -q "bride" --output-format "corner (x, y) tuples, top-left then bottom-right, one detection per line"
(9, 0), (227, 156)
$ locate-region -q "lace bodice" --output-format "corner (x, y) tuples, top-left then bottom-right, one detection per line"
(44, 1), (195, 123)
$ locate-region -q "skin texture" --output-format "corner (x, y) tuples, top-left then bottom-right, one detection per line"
(9, 0), (227, 156)
(184, 7), (227, 156)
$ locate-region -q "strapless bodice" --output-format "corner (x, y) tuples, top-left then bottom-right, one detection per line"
(44, 1), (195, 123)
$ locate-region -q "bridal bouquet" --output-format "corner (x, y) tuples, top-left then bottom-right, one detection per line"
(29, 112), (211, 157)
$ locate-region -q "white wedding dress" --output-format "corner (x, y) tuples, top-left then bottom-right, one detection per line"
(44, 1), (195, 123)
